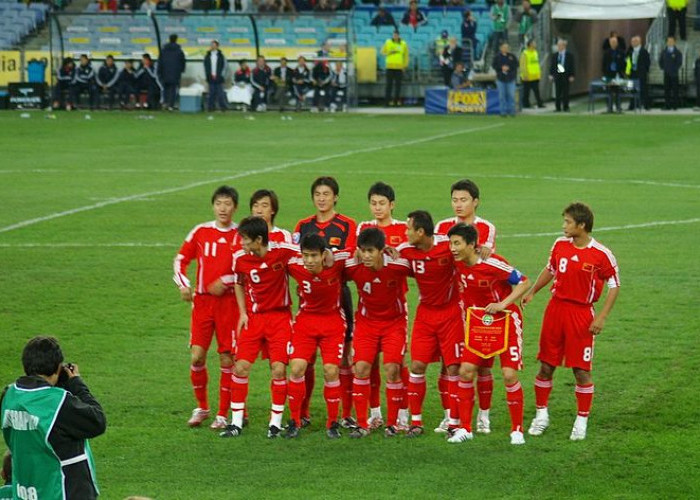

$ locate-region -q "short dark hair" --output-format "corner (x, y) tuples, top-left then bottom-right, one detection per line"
(367, 181), (395, 202)
(249, 189), (279, 224)
(106, 55), (114, 61)
(450, 179), (480, 200)
(238, 216), (269, 245)
(407, 210), (434, 237)
(563, 202), (594, 232)
(280, 57), (288, 62)
(211, 185), (239, 206)
(447, 222), (478, 246)
(357, 227), (386, 250)
(22, 336), (64, 377)
(142, 53), (152, 62)
(1, 451), (10, 485)
(169, 34), (178, 43)
(311, 176), (339, 198)
(212, 39), (220, 46)
(667, 35), (675, 41)
(80, 53), (88, 60)
(300, 233), (326, 253)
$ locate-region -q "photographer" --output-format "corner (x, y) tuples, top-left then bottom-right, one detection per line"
(1, 336), (106, 499)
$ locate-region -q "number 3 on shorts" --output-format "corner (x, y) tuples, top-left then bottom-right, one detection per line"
(583, 347), (593, 362)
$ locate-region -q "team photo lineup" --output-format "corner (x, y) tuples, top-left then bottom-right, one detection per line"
(173, 177), (619, 445)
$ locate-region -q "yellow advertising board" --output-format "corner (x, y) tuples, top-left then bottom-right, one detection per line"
(0, 51), (21, 85)
(447, 89), (487, 114)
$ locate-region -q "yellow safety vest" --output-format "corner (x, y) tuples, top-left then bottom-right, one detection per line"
(666, 0), (687, 10)
(382, 39), (409, 70)
(520, 49), (541, 81)
(530, 0), (543, 5)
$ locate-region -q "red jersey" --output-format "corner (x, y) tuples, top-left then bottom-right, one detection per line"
(344, 255), (411, 321)
(546, 237), (620, 305)
(173, 221), (238, 294)
(231, 226), (291, 252)
(356, 219), (408, 247)
(231, 242), (299, 313)
(294, 213), (357, 250)
(398, 235), (459, 308)
(287, 251), (350, 315)
(434, 215), (497, 250)
(455, 254), (527, 309)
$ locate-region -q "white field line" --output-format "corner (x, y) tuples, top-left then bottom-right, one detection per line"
(1, 218), (697, 248)
(0, 123), (503, 235)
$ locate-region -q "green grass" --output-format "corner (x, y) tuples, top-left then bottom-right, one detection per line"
(1, 110), (699, 499)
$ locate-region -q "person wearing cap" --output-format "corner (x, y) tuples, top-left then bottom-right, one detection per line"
(204, 40), (228, 112)
(434, 30), (449, 61)
(371, 7), (396, 27)
(381, 30), (409, 106)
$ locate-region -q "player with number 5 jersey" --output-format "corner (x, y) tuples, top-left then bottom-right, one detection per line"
(522, 202), (620, 442)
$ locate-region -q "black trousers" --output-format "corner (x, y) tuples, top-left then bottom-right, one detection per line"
(385, 69), (403, 104)
(100, 86), (118, 108)
(554, 75), (570, 110)
(70, 82), (97, 108)
(52, 82), (70, 106)
(441, 65), (452, 87)
(667, 7), (687, 41)
(163, 83), (179, 108)
(313, 84), (331, 108)
(252, 87), (267, 109)
(522, 80), (542, 107)
(664, 74), (679, 109)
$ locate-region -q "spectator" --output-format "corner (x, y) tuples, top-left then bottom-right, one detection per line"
(293, 56), (312, 110)
(258, 0), (278, 12)
(52, 57), (74, 110)
(336, 0), (354, 10)
(461, 10), (478, 58)
(251, 55), (271, 112)
(317, 41), (332, 59)
(204, 40), (228, 112)
(330, 61), (348, 111)
(401, 1), (427, 30)
(371, 7), (396, 27)
(450, 61), (470, 89)
(441, 37), (463, 87)
(0, 336), (106, 500)
(429, 0), (447, 6)
(549, 38), (575, 112)
(516, 0), (537, 46)
(135, 53), (162, 109)
(96, 55), (119, 109)
(381, 29), (409, 106)
(625, 35), (650, 111)
(530, 0), (544, 13)
(118, 59), (138, 108)
(491, 41), (518, 117)
(602, 31), (626, 52)
(312, 60), (332, 111)
(293, 0), (313, 10)
(231, 59), (252, 110)
(0, 451), (11, 498)
(666, 0), (688, 42)
(158, 34), (186, 111)
(271, 57), (293, 112)
(280, 0), (297, 13)
(520, 39), (544, 108)
(434, 30), (449, 61)
(314, 0), (336, 11)
(490, 0), (509, 53)
(659, 35), (682, 109)
(602, 35), (626, 113)
(69, 54), (97, 111)
(694, 48), (700, 110)
(155, 0), (171, 10)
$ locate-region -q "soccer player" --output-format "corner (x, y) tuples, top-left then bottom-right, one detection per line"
(447, 223), (530, 445)
(250, 189), (292, 244)
(219, 216), (299, 439)
(356, 182), (410, 430)
(398, 210), (464, 437)
(294, 177), (357, 428)
(345, 228), (411, 438)
(523, 202), (620, 441)
(285, 234), (349, 439)
(173, 185), (240, 430)
(434, 179), (497, 434)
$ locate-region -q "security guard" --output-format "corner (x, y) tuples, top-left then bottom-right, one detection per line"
(381, 29), (409, 106)
(520, 38), (544, 108)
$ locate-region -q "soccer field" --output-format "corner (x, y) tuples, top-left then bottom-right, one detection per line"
(1, 110), (699, 499)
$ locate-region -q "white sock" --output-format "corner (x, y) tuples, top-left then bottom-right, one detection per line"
(536, 407), (549, 419)
(370, 407), (382, 419)
(443, 409), (450, 420)
(398, 409), (409, 424)
(231, 409), (244, 429)
(478, 408), (490, 418)
(574, 415), (588, 427)
(269, 411), (283, 429)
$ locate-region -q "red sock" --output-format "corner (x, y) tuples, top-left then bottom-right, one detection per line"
(287, 376), (306, 426)
(408, 372), (426, 427)
(324, 380), (341, 428)
(230, 375), (249, 428)
(477, 374), (493, 411)
(369, 364), (381, 409)
(218, 367), (232, 417)
(385, 381), (403, 427)
(575, 384), (594, 417)
(505, 381), (524, 432)
(270, 377), (287, 415)
(190, 364), (208, 410)
(339, 368), (354, 419)
(457, 380), (474, 432)
(301, 363), (315, 419)
(534, 376), (553, 409)
(448, 375), (460, 429)
(353, 377), (371, 429)
(400, 365), (410, 411)
(438, 373), (450, 411)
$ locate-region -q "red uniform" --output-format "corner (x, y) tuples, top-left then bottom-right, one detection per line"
(231, 226), (292, 251)
(357, 219), (408, 248)
(288, 252), (350, 364)
(344, 255), (411, 365)
(173, 221), (239, 353)
(538, 237), (620, 370)
(434, 215), (497, 251)
(231, 242), (299, 364)
(398, 235), (463, 366)
(456, 255), (527, 370)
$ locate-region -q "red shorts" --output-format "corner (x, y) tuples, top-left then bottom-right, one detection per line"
(461, 307), (524, 371)
(538, 298), (596, 371)
(290, 312), (346, 365)
(410, 302), (464, 367)
(236, 309), (292, 365)
(353, 316), (407, 366)
(190, 293), (239, 354)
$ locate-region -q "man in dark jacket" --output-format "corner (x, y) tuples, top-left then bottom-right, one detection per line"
(272, 57), (293, 112)
(441, 37), (463, 86)
(1, 336), (106, 500)
(626, 35), (651, 110)
(204, 40), (228, 111)
(659, 35), (683, 109)
(312, 60), (332, 111)
(549, 38), (575, 112)
(602, 36), (626, 112)
(135, 53), (163, 109)
(293, 56), (312, 110)
(70, 54), (97, 110)
(52, 57), (74, 110)
(251, 55), (272, 112)
(96, 55), (119, 109)
(492, 41), (518, 116)
(118, 59), (138, 108)
(371, 7), (396, 27)
(158, 34), (186, 110)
